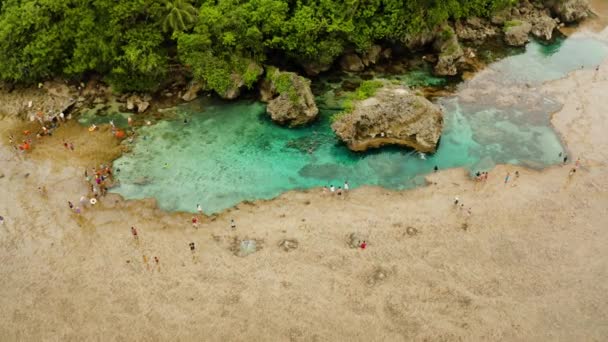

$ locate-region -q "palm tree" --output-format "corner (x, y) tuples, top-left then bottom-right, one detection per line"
(162, 0), (198, 33)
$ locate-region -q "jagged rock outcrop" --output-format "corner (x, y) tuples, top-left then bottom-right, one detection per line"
(263, 68), (319, 127)
(433, 26), (464, 76)
(331, 84), (444, 153)
(550, 0), (590, 23)
(219, 62), (264, 100)
(340, 53), (365, 72)
(504, 21), (532, 46)
(529, 12), (557, 40)
(0, 80), (76, 120)
(455, 17), (499, 42)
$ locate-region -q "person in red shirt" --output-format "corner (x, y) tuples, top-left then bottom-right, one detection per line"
(360, 241), (367, 249)
(191, 217), (198, 228)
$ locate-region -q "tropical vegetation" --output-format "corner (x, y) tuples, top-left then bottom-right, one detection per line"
(0, 0), (516, 93)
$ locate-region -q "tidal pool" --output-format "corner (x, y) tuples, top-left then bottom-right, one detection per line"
(110, 36), (608, 213)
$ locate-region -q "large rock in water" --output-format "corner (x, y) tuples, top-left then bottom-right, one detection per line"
(529, 12), (558, 40)
(263, 69), (319, 127)
(551, 0), (590, 23)
(504, 21), (532, 46)
(331, 85), (444, 153)
(434, 26), (464, 76)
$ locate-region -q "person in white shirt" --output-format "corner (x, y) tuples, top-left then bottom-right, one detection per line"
(344, 181), (349, 192)
(330, 185), (335, 193)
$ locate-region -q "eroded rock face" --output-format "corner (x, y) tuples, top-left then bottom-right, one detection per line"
(551, 0), (590, 23)
(529, 13), (557, 40)
(504, 21), (532, 46)
(434, 26), (464, 76)
(331, 85), (444, 153)
(455, 17), (499, 42)
(219, 62), (263, 100)
(0, 80), (76, 120)
(263, 69), (319, 127)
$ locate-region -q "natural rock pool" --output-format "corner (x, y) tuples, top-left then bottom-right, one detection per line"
(108, 36), (608, 214)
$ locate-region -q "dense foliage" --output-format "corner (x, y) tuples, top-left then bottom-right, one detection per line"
(0, 0), (515, 93)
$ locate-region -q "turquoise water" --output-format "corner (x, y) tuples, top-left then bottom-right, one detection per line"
(110, 37), (608, 213)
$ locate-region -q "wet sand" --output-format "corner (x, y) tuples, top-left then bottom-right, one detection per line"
(2, 26), (608, 342)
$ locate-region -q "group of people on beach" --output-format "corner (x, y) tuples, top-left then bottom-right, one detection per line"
(6, 106), (71, 153)
(322, 181), (349, 196)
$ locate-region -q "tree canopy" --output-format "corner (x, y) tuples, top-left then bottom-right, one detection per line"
(0, 0), (515, 93)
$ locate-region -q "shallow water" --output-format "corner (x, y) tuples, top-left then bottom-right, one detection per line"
(110, 37), (608, 213)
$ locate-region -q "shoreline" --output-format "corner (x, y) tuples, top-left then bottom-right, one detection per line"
(1, 11), (608, 342)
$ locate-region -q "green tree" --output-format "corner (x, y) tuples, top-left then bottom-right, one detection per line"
(162, 0), (198, 33)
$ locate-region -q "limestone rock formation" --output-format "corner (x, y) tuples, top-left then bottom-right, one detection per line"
(504, 21), (532, 46)
(331, 84), (444, 153)
(433, 26), (464, 76)
(529, 13), (557, 40)
(455, 17), (499, 42)
(219, 62), (264, 100)
(551, 0), (590, 23)
(0, 80), (76, 120)
(263, 68), (319, 127)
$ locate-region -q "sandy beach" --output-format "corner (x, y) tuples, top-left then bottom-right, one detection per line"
(2, 17), (608, 342)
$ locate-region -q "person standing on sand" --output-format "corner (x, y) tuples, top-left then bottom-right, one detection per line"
(322, 186), (328, 194)
(197, 204), (203, 215)
(454, 196), (459, 206)
(330, 185), (335, 194)
(68, 201), (74, 210)
(154, 256), (160, 271)
(0, 216), (4, 225)
(504, 172), (510, 185)
(230, 219), (236, 230)
(131, 227), (138, 241)
(189, 242), (195, 253)
(191, 217), (198, 228)
(360, 241), (367, 249)
(344, 181), (349, 192)
(337, 186), (343, 197)
(575, 158), (581, 169)
(563, 155), (568, 164)
(569, 168), (576, 178)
